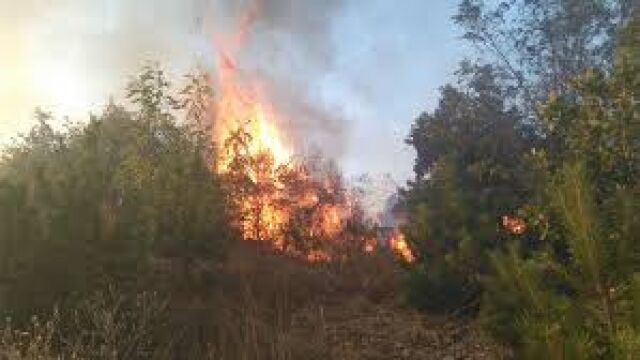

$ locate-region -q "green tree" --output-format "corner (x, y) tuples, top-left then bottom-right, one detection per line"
(454, 0), (634, 114)
(481, 19), (640, 358)
(0, 65), (232, 316)
(402, 65), (532, 312)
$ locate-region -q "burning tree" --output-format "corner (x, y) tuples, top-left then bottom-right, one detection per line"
(198, 0), (379, 262)
(218, 118), (375, 261)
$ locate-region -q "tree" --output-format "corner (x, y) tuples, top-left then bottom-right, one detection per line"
(219, 124), (372, 258)
(454, 0), (635, 115)
(402, 65), (532, 312)
(481, 19), (640, 357)
(0, 65), (232, 316)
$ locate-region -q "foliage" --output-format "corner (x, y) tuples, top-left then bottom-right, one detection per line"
(453, 0), (634, 114)
(403, 4), (640, 358)
(220, 123), (374, 258)
(402, 65), (532, 313)
(1, 288), (180, 359)
(0, 65), (232, 316)
(483, 163), (640, 358)
(479, 19), (640, 358)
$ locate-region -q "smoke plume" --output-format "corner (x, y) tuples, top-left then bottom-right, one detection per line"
(207, 0), (349, 159)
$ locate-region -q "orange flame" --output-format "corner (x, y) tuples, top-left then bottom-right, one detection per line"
(212, 0), (290, 173)
(364, 238), (377, 253)
(306, 250), (332, 263)
(388, 230), (415, 263)
(210, 1), (368, 261)
(502, 215), (526, 235)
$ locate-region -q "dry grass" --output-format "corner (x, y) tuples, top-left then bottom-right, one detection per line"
(208, 241), (506, 359)
(0, 241), (506, 359)
(206, 241), (403, 359)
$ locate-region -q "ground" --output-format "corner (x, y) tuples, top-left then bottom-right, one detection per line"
(290, 296), (501, 359)
(208, 241), (506, 359)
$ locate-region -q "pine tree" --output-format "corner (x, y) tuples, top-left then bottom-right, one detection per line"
(481, 18), (640, 358)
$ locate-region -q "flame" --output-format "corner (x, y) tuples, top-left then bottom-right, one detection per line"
(388, 230), (415, 263)
(209, 1), (369, 261)
(306, 250), (332, 263)
(211, 2), (291, 244)
(502, 215), (526, 235)
(214, 90), (292, 172)
(364, 238), (377, 253)
(212, 0), (290, 173)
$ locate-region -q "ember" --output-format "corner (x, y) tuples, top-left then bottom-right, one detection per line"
(364, 238), (377, 253)
(502, 215), (526, 235)
(388, 230), (415, 263)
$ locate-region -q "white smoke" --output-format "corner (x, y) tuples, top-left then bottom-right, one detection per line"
(207, 0), (350, 159)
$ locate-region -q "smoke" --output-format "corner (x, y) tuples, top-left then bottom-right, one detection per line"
(207, 0), (349, 160)
(0, 0), (211, 142)
(1, 0), (455, 189)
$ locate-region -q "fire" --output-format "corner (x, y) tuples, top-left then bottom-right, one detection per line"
(211, 3), (292, 244)
(214, 91), (292, 173)
(502, 215), (526, 235)
(306, 250), (332, 263)
(364, 238), (377, 253)
(212, 0), (291, 174)
(209, 1), (371, 261)
(388, 230), (415, 263)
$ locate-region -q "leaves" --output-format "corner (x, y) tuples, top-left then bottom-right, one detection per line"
(0, 66), (232, 315)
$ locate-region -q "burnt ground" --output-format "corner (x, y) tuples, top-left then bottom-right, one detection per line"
(206, 242), (508, 359)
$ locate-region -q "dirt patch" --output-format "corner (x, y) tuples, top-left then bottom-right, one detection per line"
(289, 298), (503, 359)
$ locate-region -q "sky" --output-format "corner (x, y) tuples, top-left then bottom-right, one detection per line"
(0, 0), (468, 184)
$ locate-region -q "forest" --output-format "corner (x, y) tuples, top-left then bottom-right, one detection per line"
(1, 0), (639, 359)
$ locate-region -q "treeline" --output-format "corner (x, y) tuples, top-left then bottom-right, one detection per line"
(0, 62), (376, 357)
(402, 0), (640, 358)
(0, 65), (232, 309)
(0, 66), (238, 356)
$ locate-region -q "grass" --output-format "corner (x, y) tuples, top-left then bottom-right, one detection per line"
(0, 241), (504, 359)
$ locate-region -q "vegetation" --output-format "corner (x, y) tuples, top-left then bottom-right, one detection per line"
(0, 65), (231, 316)
(1, 1), (639, 359)
(403, 64), (532, 312)
(402, 1), (640, 358)
(0, 64), (394, 358)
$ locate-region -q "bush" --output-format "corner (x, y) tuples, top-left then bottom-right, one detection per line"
(478, 20), (640, 356)
(406, 261), (478, 314)
(0, 66), (232, 316)
(0, 288), (169, 359)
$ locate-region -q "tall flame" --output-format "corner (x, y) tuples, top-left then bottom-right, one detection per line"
(213, 55), (292, 172)
(212, 0), (290, 172)
(209, 1), (374, 262)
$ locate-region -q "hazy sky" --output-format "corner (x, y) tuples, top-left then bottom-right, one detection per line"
(0, 0), (468, 183)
